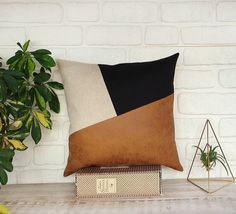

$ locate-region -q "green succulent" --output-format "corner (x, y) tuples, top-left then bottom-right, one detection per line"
(195, 144), (228, 175)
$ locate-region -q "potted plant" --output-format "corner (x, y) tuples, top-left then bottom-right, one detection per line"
(0, 40), (63, 185)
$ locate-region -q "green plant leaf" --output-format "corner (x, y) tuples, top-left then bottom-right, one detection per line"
(0, 79), (7, 102)
(0, 117), (2, 132)
(6, 51), (23, 65)
(27, 57), (35, 75)
(34, 72), (51, 84)
(17, 110), (30, 122)
(0, 166), (8, 185)
(33, 54), (56, 69)
(17, 42), (24, 51)
(0, 149), (15, 159)
(3, 73), (18, 92)
(23, 40), (30, 52)
(31, 49), (52, 55)
(0, 159), (13, 172)
(5, 70), (24, 78)
(31, 117), (41, 144)
(7, 139), (27, 151)
(16, 56), (26, 73)
(7, 132), (29, 140)
(36, 85), (52, 102)
(18, 85), (28, 102)
(25, 114), (33, 129)
(34, 88), (46, 111)
(35, 110), (52, 129)
(47, 81), (64, 90)
(7, 104), (18, 119)
(8, 100), (25, 108)
(9, 120), (23, 131)
(48, 90), (60, 113)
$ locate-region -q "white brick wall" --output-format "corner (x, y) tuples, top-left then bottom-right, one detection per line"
(86, 26), (142, 45)
(161, 2), (212, 22)
(1, 0), (236, 184)
(0, 3), (63, 23)
(217, 2), (236, 21)
(66, 3), (99, 22)
(102, 2), (158, 23)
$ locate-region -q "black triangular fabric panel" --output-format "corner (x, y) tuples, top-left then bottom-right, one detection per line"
(99, 53), (179, 115)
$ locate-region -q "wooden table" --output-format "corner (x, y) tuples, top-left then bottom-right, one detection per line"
(0, 179), (235, 213)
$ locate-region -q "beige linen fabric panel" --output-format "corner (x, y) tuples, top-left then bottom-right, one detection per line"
(57, 59), (117, 134)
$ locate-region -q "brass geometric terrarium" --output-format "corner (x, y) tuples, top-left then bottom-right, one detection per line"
(187, 119), (235, 193)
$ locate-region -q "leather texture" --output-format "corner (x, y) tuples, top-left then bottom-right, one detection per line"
(64, 94), (183, 176)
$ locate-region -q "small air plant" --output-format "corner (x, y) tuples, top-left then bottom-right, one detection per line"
(194, 144), (228, 175)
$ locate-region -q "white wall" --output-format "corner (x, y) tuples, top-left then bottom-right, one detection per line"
(1, 0), (236, 184)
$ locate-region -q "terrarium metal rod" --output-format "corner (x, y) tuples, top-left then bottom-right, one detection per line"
(187, 120), (208, 180)
(187, 119), (235, 194)
(207, 120), (210, 192)
(208, 120), (235, 181)
(188, 178), (234, 194)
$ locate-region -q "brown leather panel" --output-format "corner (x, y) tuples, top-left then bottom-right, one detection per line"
(64, 94), (183, 176)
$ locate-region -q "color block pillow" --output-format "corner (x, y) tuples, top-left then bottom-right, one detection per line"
(58, 53), (183, 177)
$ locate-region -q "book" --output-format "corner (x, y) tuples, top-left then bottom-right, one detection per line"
(75, 165), (162, 199)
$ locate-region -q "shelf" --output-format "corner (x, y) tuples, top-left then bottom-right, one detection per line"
(0, 179), (235, 213)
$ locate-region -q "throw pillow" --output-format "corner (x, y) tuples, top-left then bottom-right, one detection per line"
(57, 53), (183, 176)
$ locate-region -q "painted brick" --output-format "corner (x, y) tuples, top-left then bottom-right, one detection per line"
(175, 118), (209, 139)
(0, 3), (63, 23)
(13, 146), (33, 167)
(129, 47), (183, 64)
(217, 2), (236, 21)
(34, 145), (64, 165)
(18, 169), (72, 184)
(87, 26), (141, 45)
(41, 120), (59, 142)
(178, 93), (236, 115)
(175, 70), (215, 89)
(182, 26), (236, 44)
(27, 26), (82, 45)
(145, 26), (178, 45)
(162, 167), (187, 179)
(186, 143), (202, 164)
(103, 2), (158, 23)
(161, 2), (211, 22)
(7, 171), (18, 184)
(62, 120), (70, 141)
(228, 166), (236, 178)
(176, 142), (188, 167)
(184, 47), (236, 65)
(221, 143), (236, 162)
(219, 69), (236, 88)
(52, 69), (63, 84)
(0, 28), (25, 45)
(67, 47), (127, 64)
(67, 2), (99, 21)
(219, 118), (236, 137)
